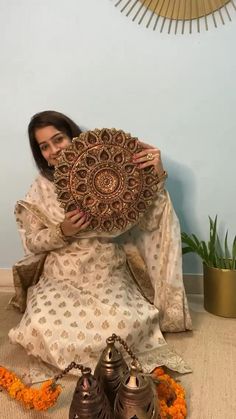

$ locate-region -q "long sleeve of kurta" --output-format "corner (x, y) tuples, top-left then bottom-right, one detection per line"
(19, 210), (67, 254)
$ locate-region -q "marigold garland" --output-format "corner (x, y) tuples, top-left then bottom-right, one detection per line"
(152, 367), (187, 419)
(0, 364), (187, 417)
(0, 366), (61, 411)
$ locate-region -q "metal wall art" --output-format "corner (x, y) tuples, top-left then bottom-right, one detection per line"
(112, 0), (236, 33)
(54, 128), (159, 233)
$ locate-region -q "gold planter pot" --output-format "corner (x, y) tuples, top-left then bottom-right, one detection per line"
(203, 264), (236, 318)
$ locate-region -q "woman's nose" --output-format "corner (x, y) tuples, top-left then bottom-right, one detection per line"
(50, 143), (59, 153)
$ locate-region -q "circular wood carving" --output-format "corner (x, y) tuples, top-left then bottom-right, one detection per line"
(54, 128), (159, 232)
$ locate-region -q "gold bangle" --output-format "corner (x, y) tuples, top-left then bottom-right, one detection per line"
(55, 223), (68, 243)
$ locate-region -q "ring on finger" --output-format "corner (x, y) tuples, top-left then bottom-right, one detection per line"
(146, 152), (154, 161)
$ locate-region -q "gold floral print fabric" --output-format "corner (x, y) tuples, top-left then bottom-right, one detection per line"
(9, 174), (192, 375)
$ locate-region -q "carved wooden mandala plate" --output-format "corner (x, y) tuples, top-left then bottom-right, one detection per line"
(54, 128), (159, 232)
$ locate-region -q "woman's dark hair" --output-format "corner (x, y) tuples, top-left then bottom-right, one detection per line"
(28, 110), (82, 181)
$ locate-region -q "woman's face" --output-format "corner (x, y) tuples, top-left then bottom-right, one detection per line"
(35, 125), (71, 167)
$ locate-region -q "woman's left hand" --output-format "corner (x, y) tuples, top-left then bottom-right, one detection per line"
(132, 140), (164, 176)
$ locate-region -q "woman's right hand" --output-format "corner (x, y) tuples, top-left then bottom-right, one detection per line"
(60, 209), (90, 237)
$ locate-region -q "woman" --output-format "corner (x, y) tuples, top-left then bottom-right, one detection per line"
(9, 110), (192, 376)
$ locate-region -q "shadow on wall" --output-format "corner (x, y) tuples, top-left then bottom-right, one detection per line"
(165, 156), (202, 275)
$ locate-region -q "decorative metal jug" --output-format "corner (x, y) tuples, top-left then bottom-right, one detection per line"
(56, 363), (112, 419)
(94, 335), (129, 406)
(114, 361), (159, 419)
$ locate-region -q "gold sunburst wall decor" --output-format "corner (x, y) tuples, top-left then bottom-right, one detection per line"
(112, 0), (236, 33)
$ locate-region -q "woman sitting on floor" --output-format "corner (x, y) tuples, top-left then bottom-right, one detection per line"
(9, 110), (192, 375)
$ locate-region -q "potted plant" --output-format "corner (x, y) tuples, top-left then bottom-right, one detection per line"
(182, 216), (236, 317)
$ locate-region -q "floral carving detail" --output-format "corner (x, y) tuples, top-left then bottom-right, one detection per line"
(54, 128), (158, 232)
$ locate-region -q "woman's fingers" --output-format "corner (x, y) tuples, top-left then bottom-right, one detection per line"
(70, 211), (87, 224)
(65, 209), (80, 219)
(79, 220), (91, 231)
(138, 161), (154, 169)
(133, 149), (160, 163)
(73, 216), (91, 233)
(61, 211), (90, 237)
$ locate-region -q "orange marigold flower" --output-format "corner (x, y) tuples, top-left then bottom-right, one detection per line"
(152, 367), (187, 419)
(152, 367), (165, 377)
(0, 365), (61, 411)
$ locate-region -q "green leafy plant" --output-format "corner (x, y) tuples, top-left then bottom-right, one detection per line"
(182, 216), (236, 270)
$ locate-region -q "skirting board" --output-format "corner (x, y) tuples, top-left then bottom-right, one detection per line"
(183, 274), (203, 295)
(0, 269), (14, 293)
(0, 268), (203, 294)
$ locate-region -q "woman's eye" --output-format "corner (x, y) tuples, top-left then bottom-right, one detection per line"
(40, 144), (48, 151)
(54, 136), (64, 143)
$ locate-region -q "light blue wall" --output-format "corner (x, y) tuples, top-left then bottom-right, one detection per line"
(0, 0), (235, 272)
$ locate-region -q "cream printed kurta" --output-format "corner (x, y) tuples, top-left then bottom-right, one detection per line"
(9, 174), (192, 375)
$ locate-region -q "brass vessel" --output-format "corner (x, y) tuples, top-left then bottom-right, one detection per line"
(69, 367), (112, 419)
(94, 336), (129, 406)
(204, 263), (236, 318)
(114, 362), (159, 419)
